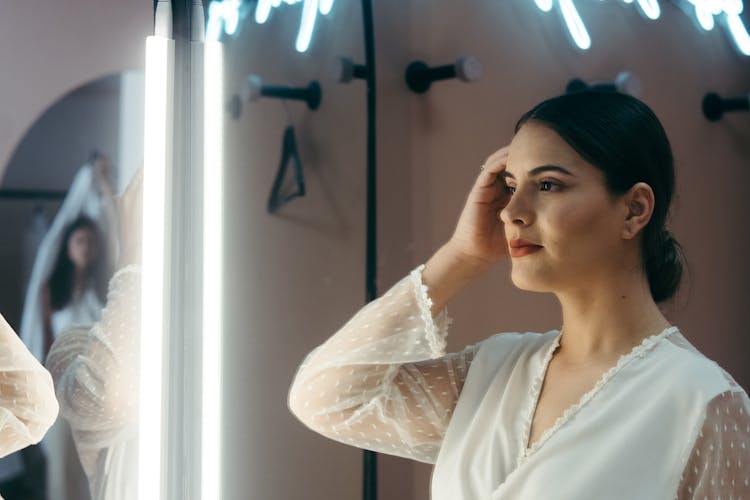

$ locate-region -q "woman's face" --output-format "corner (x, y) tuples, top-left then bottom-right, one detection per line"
(67, 227), (98, 271)
(499, 122), (630, 294)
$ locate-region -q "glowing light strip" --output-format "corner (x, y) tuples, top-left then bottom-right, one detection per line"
(559, 0), (591, 49)
(533, 0), (750, 55)
(206, 0), (241, 40)
(139, 34), (173, 500)
(207, 0), (336, 51)
(202, 39), (224, 500)
(726, 9), (750, 53)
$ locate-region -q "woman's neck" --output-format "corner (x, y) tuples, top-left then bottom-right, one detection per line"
(73, 267), (88, 294)
(554, 270), (672, 364)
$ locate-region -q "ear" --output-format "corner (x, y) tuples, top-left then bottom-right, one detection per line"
(621, 182), (655, 240)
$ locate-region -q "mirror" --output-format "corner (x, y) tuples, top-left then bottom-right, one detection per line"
(0, 3), (149, 499)
(0, 71), (144, 500)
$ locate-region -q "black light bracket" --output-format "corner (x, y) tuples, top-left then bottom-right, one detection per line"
(336, 56), (369, 83)
(566, 71), (642, 97)
(228, 75), (322, 119)
(702, 92), (750, 121)
(405, 55), (482, 94)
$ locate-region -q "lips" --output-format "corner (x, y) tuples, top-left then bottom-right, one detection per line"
(509, 238), (541, 248)
(509, 238), (542, 258)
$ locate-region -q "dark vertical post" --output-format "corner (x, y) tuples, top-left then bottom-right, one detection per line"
(361, 0), (377, 499)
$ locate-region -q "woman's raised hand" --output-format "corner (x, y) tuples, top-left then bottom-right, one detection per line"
(446, 145), (512, 268)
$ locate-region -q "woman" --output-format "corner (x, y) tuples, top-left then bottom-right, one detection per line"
(287, 91), (750, 499)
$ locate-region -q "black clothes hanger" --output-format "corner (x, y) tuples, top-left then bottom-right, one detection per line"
(267, 125), (306, 213)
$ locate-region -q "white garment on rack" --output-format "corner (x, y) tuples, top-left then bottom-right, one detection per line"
(288, 264), (750, 499)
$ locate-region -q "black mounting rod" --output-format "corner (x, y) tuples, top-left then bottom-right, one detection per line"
(565, 71), (642, 97)
(336, 57), (369, 83)
(245, 75), (321, 110)
(702, 92), (749, 121)
(405, 56), (481, 94)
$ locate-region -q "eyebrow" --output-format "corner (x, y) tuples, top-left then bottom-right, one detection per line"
(500, 165), (575, 180)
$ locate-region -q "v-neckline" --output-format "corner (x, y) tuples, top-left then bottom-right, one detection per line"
(518, 325), (678, 464)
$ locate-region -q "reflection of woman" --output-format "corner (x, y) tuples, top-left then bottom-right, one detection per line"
(42, 216), (108, 500)
(21, 157), (117, 363)
(42, 215), (108, 358)
(19, 156), (116, 500)
(288, 91), (750, 499)
(47, 168), (142, 500)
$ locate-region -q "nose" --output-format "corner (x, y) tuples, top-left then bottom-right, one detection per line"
(498, 189), (534, 227)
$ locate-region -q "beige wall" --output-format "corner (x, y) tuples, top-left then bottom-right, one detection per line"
(0, 1), (151, 178)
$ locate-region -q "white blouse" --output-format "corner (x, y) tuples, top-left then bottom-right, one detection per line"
(288, 264), (750, 499)
(46, 265), (140, 500)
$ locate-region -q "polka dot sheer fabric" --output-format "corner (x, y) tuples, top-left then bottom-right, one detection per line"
(0, 313), (58, 456)
(46, 265), (140, 500)
(676, 388), (750, 498)
(288, 264), (750, 499)
(288, 264), (479, 464)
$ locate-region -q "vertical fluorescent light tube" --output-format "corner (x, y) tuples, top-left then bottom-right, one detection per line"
(203, 26), (224, 500)
(140, 1), (173, 499)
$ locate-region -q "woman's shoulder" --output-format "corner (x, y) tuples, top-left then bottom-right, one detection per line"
(659, 328), (746, 400)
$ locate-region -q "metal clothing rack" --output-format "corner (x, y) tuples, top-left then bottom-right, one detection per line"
(0, 189), (67, 201)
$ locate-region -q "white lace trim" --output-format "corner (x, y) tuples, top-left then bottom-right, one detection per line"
(409, 264), (452, 358)
(111, 264), (142, 281)
(517, 324), (680, 466)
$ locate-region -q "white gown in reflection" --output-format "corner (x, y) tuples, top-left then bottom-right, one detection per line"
(288, 264), (750, 499)
(45, 288), (104, 500)
(50, 288), (105, 342)
(46, 265), (140, 500)
(0, 314), (59, 500)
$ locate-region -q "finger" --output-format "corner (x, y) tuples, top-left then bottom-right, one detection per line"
(476, 146), (510, 187)
(483, 145), (510, 172)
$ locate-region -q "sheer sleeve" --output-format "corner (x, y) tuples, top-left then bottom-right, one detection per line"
(0, 313), (58, 456)
(45, 265), (140, 473)
(288, 264), (481, 464)
(676, 388), (750, 499)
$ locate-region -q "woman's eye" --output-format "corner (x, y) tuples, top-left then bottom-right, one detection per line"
(504, 185), (516, 195)
(540, 180), (562, 192)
